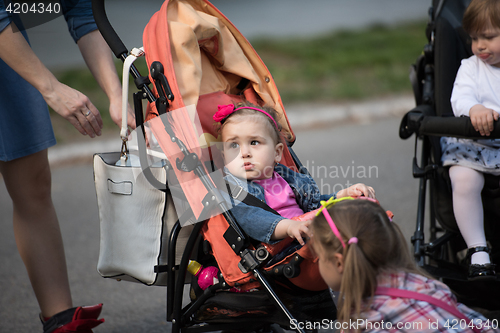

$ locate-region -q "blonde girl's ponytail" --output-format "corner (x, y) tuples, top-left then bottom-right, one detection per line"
(339, 239), (378, 330)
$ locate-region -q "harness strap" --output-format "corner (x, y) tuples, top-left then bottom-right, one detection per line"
(375, 287), (483, 333)
(225, 181), (280, 216)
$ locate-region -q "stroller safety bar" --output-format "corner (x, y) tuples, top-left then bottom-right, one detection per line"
(400, 107), (500, 139)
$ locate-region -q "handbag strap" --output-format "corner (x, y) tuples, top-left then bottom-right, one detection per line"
(375, 287), (483, 333)
(121, 47), (145, 140)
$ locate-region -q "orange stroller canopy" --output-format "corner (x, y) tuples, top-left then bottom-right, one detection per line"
(142, 0), (296, 219)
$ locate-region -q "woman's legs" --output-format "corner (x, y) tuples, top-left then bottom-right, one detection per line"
(0, 149), (72, 318)
(448, 165), (489, 265)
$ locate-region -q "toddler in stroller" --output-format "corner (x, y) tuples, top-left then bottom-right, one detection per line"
(216, 102), (375, 245)
(440, 0), (500, 280)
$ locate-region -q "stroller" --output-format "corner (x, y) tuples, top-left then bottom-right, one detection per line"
(91, 0), (335, 332)
(399, 0), (500, 312)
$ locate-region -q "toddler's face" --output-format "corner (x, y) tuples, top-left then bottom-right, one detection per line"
(470, 23), (500, 67)
(221, 115), (283, 180)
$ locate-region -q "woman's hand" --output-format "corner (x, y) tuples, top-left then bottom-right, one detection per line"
(0, 22), (104, 138)
(337, 183), (375, 199)
(77, 30), (136, 131)
(469, 104), (499, 136)
(42, 80), (103, 138)
(108, 94), (136, 131)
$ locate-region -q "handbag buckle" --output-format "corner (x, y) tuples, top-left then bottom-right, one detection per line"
(120, 138), (129, 161)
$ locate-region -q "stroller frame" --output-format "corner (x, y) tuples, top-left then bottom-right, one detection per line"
(92, 0), (332, 332)
(400, 0), (500, 311)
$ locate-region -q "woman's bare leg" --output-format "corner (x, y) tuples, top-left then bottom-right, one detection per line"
(0, 149), (72, 318)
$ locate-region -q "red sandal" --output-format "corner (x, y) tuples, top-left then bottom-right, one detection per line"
(41, 304), (104, 333)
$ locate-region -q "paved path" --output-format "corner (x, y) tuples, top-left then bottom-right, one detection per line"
(0, 115), (418, 332)
(1, 1), (428, 331)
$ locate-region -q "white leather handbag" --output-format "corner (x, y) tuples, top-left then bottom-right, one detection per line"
(93, 49), (192, 286)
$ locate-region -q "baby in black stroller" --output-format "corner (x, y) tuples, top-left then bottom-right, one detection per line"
(400, 0), (500, 313)
(440, 0), (500, 281)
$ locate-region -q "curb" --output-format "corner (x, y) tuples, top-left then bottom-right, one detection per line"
(285, 95), (414, 129)
(48, 95), (414, 165)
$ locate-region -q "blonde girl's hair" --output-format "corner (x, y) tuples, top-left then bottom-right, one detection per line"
(463, 0), (500, 34)
(216, 101), (287, 145)
(311, 200), (429, 329)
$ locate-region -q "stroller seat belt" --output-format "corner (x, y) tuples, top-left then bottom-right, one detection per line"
(224, 181), (280, 216)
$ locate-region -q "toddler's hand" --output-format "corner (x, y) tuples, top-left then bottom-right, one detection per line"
(337, 183), (375, 199)
(469, 105), (499, 136)
(286, 219), (312, 246)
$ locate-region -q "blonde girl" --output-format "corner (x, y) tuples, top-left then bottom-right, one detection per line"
(310, 198), (498, 333)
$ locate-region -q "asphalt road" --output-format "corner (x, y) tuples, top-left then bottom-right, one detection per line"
(3, 1), (427, 330)
(0, 116), (418, 332)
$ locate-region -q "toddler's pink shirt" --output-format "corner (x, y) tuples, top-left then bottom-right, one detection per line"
(254, 172), (304, 218)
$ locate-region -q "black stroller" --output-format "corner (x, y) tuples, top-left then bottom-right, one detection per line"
(399, 0), (500, 313)
(91, 0), (336, 332)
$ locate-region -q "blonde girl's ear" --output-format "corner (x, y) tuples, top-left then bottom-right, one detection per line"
(275, 142), (284, 163)
(334, 253), (345, 274)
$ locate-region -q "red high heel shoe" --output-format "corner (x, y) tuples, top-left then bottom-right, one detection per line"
(41, 304), (104, 333)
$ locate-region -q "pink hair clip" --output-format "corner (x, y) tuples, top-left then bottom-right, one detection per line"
(322, 206), (347, 248)
(213, 104), (278, 129)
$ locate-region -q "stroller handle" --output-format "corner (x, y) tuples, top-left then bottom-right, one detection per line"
(91, 0), (128, 59)
(419, 116), (500, 138)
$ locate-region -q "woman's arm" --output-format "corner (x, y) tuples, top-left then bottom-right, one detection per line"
(77, 30), (135, 129)
(0, 22), (102, 137)
(62, 0), (135, 129)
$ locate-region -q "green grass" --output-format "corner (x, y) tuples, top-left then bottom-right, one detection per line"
(251, 21), (427, 102)
(52, 20), (427, 142)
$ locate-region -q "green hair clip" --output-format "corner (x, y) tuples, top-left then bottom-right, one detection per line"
(315, 196), (355, 217)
